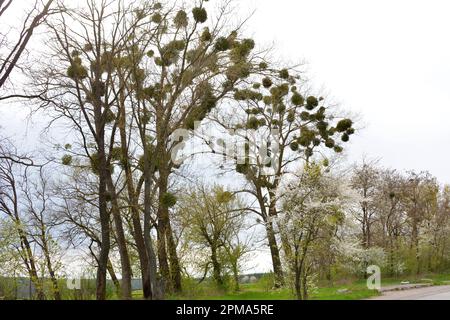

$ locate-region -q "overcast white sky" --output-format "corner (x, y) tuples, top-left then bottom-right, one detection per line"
(3, 0), (450, 179)
(243, 0), (450, 184)
(2, 0), (450, 274)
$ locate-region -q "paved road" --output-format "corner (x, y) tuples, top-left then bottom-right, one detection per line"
(371, 285), (450, 300)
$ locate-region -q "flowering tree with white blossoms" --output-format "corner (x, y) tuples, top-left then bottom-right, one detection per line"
(278, 162), (355, 300)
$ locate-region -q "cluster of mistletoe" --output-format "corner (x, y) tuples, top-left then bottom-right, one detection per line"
(231, 69), (355, 175)
(131, 2), (258, 132)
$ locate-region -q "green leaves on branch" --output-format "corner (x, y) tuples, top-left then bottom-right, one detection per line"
(174, 10), (188, 28)
(201, 28), (212, 42)
(215, 37), (231, 52)
(67, 57), (88, 80)
(156, 40), (186, 66)
(279, 69), (290, 79)
(185, 83), (217, 130)
(291, 93), (305, 106)
(216, 190), (234, 204)
(61, 155), (73, 166)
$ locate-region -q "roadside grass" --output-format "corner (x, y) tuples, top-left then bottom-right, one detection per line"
(132, 279), (380, 300)
(379, 272), (450, 286)
(131, 272), (450, 300)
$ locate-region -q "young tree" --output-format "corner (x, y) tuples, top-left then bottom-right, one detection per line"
(350, 160), (380, 249)
(0, 141), (45, 299)
(178, 185), (249, 289)
(402, 171), (438, 274)
(374, 169), (406, 276)
(22, 168), (63, 300)
(279, 163), (349, 300)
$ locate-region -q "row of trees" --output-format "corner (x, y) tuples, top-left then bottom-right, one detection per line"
(350, 161), (450, 276)
(1, 0), (449, 301)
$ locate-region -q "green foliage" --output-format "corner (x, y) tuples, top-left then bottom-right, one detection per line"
(287, 110), (295, 123)
(67, 57), (88, 80)
(300, 111), (310, 121)
(325, 138), (335, 149)
(279, 68), (290, 79)
(174, 10), (188, 28)
(158, 40), (186, 66)
(226, 62), (251, 81)
(306, 96), (319, 110)
(334, 146), (343, 153)
(230, 39), (255, 64)
(259, 62), (268, 70)
(246, 116), (260, 130)
(201, 28), (212, 42)
(92, 81), (106, 97)
(291, 92), (304, 106)
(185, 83), (217, 130)
(152, 13), (162, 23)
(236, 163), (249, 175)
(262, 77), (273, 89)
(89, 152), (100, 175)
(84, 43), (93, 52)
(341, 133), (350, 142)
(234, 89), (262, 101)
(216, 190), (234, 204)
(336, 119), (353, 132)
(162, 192), (177, 208)
(61, 155), (73, 166)
(290, 141), (299, 151)
(214, 37), (231, 51)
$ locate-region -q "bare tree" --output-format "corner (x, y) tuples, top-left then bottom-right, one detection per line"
(0, 140), (45, 299)
(0, 0), (55, 98)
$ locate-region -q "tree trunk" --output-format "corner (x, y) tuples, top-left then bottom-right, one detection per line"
(211, 246), (223, 287)
(19, 232), (45, 300)
(256, 187), (284, 287)
(156, 167), (181, 293)
(143, 145), (161, 299)
(95, 118), (110, 300)
(232, 263), (240, 292)
(42, 237), (61, 300)
(167, 222), (182, 293)
(411, 215), (420, 274)
(117, 87), (154, 300)
(293, 257), (302, 300)
(107, 259), (121, 297)
(265, 221), (284, 287)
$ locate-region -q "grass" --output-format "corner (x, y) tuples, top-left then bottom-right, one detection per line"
(132, 279), (379, 300)
(131, 272), (450, 301)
